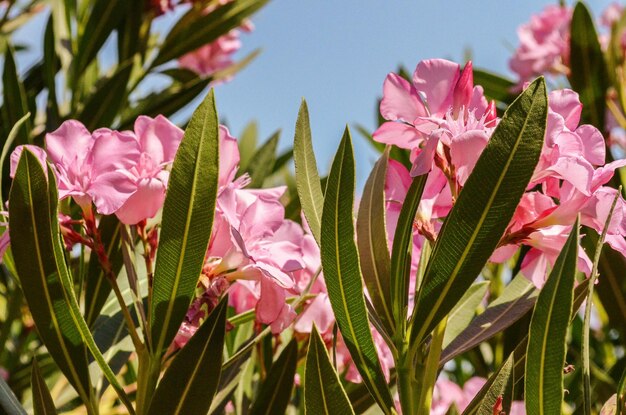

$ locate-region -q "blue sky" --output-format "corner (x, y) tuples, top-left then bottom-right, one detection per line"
(13, 1), (614, 186)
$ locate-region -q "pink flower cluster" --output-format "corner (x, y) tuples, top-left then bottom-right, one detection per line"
(509, 4), (572, 82)
(11, 116), (183, 225)
(374, 58), (626, 287)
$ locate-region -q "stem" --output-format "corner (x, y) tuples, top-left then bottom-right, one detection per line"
(136, 349), (161, 415)
(416, 317), (447, 414)
(120, 225), (149, 348)
(396, 341), (417, 415)
(583, 192), (620, 415)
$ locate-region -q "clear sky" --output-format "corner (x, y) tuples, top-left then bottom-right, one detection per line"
(12, 0), (614, 186)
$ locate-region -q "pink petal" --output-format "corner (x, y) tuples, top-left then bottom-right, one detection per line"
(219, 125), (240, 189)
(412, 59), (460, 115)
(134, 115), (183, 165)
(410, 131), (440, 177)
(45, 120), (93, 167)
(380, 73), (425, 123)
(575, 124), (605, 165)
(115, 177), (167, 224)
(548, 89), (582, 131)
(90, 129), (141, 176)
(449, 129), (489, 185)
(373, 121), (423, 150)
(88, 171), (138, 215)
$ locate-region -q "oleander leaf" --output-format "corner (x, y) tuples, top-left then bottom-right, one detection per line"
(31, 358), (57, 415)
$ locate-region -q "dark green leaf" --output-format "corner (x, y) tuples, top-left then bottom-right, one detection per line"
(78, 63), (133, 130)
(150, 90), (220, 357)
(321, 128), (395, 414)
(43, 15), (61, 131)
(440, 274), (537, 364)
(84, 215), (123, 327)
(152, 0), (268, 67)
(245, 130), (279, 188)
(357, 149), (394, 336)
(73, 0), (128, 82)
(294, 99), (324, 245)
(569, 2), (609, 129)
(2, 44), (31, 145)
(305, 325), (355, 415)
(389, 173), (427, 333)
(31, 358), (57, 415)
(249, 339), (298, 415)
(0, 375), (26, 415)
(0, 112), (30, 201)
(473, 68), (516, 105)
(462, 354), (513, 415)
(410, 77), (547, 345)
(148, 297), (228, 415)
(525, 221), (579, 414)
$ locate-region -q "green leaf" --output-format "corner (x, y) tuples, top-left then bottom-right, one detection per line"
(356, 149), (394, 336)
(0, 376), (26, 415)
(320, 128), (395, 414)
(9, 151), (94, 408)
(72, 0), (128, 82)
(150, 90), (220, 357)
(569, 2), (608, 129)
(11, 153), (135, 413)
(389, 173), (427, 333)
(152, 0), (268, 67)
(78, 63), (133, 130)
(462, 354), (513, 415)
(409, 77), (547, 345)
(31, 358), (57, 415)
(2, 44), (31, 145)
(147, 297), (228, 415)
(442, 281), (490, 349)
(0, 112), (30, 201)
(294, 99), (324, 245)
(305, 325), (355, 415)
(249, 339), (298, 415)
(118, 76), (211, 130)
(84, 215), (123, 327)
(245, 130), (279, 188)
(525, 221), (579, 415)
(238, 121), (258, 169)
(440, 274), (537, 364)
(43, 15), (61, 131)
(473, 68), (516, 105)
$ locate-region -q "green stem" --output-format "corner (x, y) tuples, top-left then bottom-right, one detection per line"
(396, 341), (417, 415)
(416, 317), (447, 414)
(136, 350), (161, 415)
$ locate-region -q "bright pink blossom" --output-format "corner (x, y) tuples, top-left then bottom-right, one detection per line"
(509, 5), (572, 82)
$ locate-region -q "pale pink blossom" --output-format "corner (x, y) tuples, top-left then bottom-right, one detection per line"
(600, 3), (624, 28)
(509, 5), (572, 82)
(115, 115), (183, 224)
(178, 31), (242, 79)
(45, 120), (140, 215)
(431, 377), (486, 414)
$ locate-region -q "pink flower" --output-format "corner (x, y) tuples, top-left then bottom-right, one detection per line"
(45, 120), (140, 215)
(179, 31), (243, 80)
(509, 5), (572, 82)
(431, 377), (486, 414)
(114, 115), (183, 224)
(373, 59), (497, 180)
(600, 3), (624, 28)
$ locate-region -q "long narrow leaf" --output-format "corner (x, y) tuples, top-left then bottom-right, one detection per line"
(321, 128), (395, 414)
(462, 354), (514, 415)
(1, 44), (31, 145)
(31, 359), (57, 415)
(147, 297), (228, 415)
(245, 130), (279, 188)
(294, 99), (324, 245)
(150, 90), (220, 356)
(0, 376), (26, 415)
(357, 149), (394, 336)
(569, 2), (608, 129)
(305, 325), (355, 415)
(525, 221), (579, 415)
(249, 339), (298, 415)
(410, 77), (547, 345)
(442, 281), (490, 349)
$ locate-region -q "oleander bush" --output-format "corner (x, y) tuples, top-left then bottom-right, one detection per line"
(1, 1), (626, 414)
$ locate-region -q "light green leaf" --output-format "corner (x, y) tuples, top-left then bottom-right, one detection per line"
(31, 358), (57, 415)
(150, 90), (220, 357)
(294, 99), (324, 245)
(357, 149), (394, 336)
(0, 375), (26, 415)
(440, 274), (537, 364)
(249, 339), (298, 415)
(320, 128), (395, 414)
(525, 221), (579, 415)
(305, 325), (355, 415)
(147, 297), (228, 415)
(442, 281), (489, 349)
(410, 77), (547, 345)
(569, 2), (608, 129)
(0, 112), (30, 201)
(238, 121), (258, 169)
